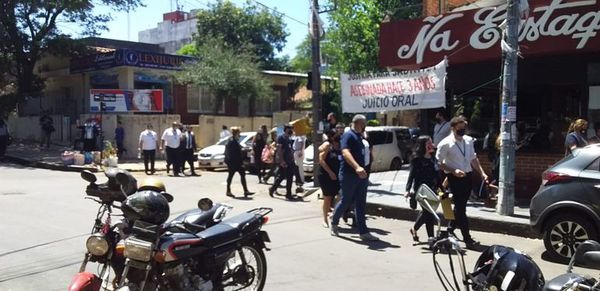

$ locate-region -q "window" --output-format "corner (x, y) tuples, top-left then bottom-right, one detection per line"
(255, 90), (280, 115)
(396, 129), (412, 141)
(368, 131), (393, 145)
(585, 157), (600, 171)
(187, 85), (224, 113)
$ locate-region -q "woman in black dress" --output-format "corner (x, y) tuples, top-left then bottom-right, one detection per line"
(406, 135), (440, 242)
(319, 132), (342, 228)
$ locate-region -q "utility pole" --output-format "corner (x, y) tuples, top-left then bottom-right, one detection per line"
(497, 0), (519, 216)
(311, 0), (323, 187)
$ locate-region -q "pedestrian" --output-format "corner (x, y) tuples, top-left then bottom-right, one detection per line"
(0, 118), (10, 161)
(433, 109), (451, 147)
(81, 118), (99, 152)
(322, 112), (337, 140)
(262, 129), (279, 183)
(115, 121), (125, 158)
(319, 132), (342, 228)
(436, 115), (489, 249)
(330, 114), (379, 241)
(177, 123), (187, 174)
(588, 122), (600, 144)
(39, 111), (54, 149)
(406, 135), (440, 243)
(182, 125), (200, 176)
(220, 125), (231, 140)
(161, 121), (183, 176)
(252, 125), (268, 183)
(268, 125), (299, 201)
(225, 127), (254, 198)
(138, 124), (158, 175)
(335, 122), (346, 135)
(564, 118), (588, 155)
(292, 133), (306, 193)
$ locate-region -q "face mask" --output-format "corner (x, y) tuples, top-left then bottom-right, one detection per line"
(456, 129), (466, 136)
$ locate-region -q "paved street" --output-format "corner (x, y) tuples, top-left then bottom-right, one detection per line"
(0, 164), (588, 290)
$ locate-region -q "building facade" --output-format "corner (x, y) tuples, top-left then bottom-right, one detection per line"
(138, 10), (198, 54)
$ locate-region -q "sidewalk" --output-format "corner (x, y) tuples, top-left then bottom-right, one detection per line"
(307, 167), (537, 239)
(4, 141), (535, 238)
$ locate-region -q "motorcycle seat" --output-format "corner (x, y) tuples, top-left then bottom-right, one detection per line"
(170, 204), (221, 228)
(197, 213), (260, 248)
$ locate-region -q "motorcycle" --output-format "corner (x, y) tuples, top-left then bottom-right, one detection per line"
(68, 169), (237, 291)
(112, 171), (272, 291)
(418, 185), (600, 290)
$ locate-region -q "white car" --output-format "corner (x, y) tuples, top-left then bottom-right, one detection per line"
(197, 132), (256, 170)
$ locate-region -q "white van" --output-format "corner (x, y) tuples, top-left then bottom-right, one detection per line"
(303, 126), (414, 176)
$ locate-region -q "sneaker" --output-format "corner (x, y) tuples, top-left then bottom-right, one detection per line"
(330, 224), (339, 236)
(359, 232), (380, 241)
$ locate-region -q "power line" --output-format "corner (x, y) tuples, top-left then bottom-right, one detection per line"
(249, 0), (308, 26)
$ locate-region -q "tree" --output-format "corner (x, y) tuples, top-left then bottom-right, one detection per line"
(323, 0), (421, 75)
(193, 0), (289, 70)
(175, 37), (273, 114)
(0, 0), (143, 115)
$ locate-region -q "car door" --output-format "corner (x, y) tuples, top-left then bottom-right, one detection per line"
(367, 130), (393, 171)
(395, 129), (413, 163)
(577, 155), (600, 214)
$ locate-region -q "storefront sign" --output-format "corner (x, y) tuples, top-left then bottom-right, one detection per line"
(90, 89), (164, 112)
(71, 49), (196, 73)
(379, 0), (600, 68)
(341, 59), (447, 113)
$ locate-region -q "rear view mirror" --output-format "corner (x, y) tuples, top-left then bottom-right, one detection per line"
(198, 198), (213, 211)
(161, 192), (174, 203)
(582, 251), (600, 269)
(115, 171), (138, 196)
(569, 240), (600, 271)
(81, 170), (97, 183)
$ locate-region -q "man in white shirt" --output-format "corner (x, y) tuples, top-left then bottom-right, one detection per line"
(138, 124), (158, 175)
(292, 134), (306, 192)
(433, 109), (451, 147)
(436, 115), (489, 249)
(220, 125), (231, 140)
(161, 121), (183, 176)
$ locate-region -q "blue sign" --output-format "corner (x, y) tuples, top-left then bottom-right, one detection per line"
(70, 49), (197, 74)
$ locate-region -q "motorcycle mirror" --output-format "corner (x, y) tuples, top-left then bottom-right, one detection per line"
(115, 171), (138, 196)
(569, 240), (600, 271)
(198, 198), (213, 211)
(161, 192), (174, 202)
(582, 251), (600, 269)
(81, 170), (97, 183)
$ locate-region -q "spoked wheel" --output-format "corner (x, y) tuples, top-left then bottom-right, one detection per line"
(222, 245), (267, 291)
(543, 214), (597, 261)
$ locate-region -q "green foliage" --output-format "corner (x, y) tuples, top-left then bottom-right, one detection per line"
(0, 0), (144, 112)
(177, 44), (199, 56)
(175, 37), (273, 114)
(324, 0), (421, 75)
(193, 0), (289, 70)
(367, 119), (380, 126)
(290, 36), (313, 73)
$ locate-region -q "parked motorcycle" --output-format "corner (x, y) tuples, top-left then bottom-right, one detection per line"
(112, 171), (272, 291)
(68, 169), (240, 291)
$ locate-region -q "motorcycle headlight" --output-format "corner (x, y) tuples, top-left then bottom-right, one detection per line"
(86, 233), (109, 256)
(124, 238), (154, 262)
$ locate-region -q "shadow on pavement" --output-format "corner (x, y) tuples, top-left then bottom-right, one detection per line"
(368, 189), (404, 196)
(541, 251), (569, 265)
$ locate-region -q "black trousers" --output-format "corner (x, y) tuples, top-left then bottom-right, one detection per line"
(448, 172), (474, 241)
(270, 164), (293, 197)
(166, 147), (181, 174)
(143, 150), (156, 173)
(183, 148), (196, 174)
(0, 135), (7, 158)
(226, 165), (248, 192)
(414, 211), (436, 238)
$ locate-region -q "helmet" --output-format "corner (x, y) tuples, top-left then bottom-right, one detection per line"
(138, 178), (166, 193)
(122, 190), (170, 225)
(473, 245), (545, 291)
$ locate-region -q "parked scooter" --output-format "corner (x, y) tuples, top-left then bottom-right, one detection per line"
(112, 171), (272, 291)
(418, 184), (600, 290)
(68, 169), (237, 291)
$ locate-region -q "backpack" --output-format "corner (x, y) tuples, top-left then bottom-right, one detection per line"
(261, 145), (273, 164)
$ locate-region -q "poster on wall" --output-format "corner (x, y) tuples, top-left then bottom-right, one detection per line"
(341, 59), (447, 113)
(90, 89), (164, 112)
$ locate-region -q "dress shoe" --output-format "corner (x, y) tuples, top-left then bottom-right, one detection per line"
(268, 188), (275, 197)
(191, 172), (200, 176)
(226, 192), (235, 198)
(465, 239), (480, 250)
(244, 191), (255, 197)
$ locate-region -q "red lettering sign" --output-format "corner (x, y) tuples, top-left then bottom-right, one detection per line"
(379, 0), (600, 69)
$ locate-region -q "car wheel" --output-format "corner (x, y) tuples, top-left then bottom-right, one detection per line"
(390, 158), (402, 170)
(543, 214), (598, 260)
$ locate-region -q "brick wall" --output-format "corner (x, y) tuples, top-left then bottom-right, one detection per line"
(478, 151), (564, 199)
(423, 0), (475, 16)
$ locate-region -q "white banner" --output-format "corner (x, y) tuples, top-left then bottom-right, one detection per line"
(341, 59), (447, 113)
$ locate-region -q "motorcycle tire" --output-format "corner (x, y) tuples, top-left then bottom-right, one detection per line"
(222, 244), (267, 291)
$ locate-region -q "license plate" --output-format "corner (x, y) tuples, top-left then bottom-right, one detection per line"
(260, 231), (271, 243)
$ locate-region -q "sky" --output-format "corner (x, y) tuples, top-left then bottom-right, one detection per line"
(60, 0), (314, 58)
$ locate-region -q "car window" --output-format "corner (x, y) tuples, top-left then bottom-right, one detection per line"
(396, 129), (411, 141)
(368, 131), (393, 145)
(585, 157), (600, 171)
(217, 138), (229, 145)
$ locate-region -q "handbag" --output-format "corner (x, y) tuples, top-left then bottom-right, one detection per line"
(261, 145), (273, 164)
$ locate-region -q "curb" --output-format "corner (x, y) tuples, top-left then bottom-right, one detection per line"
(365, 202), (540, 239)
(5, 155), (99, 173)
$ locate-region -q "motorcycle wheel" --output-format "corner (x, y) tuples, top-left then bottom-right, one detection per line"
(222, 245), (267, 291)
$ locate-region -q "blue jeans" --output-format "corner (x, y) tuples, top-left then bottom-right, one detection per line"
(331, 175), (369, 234)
